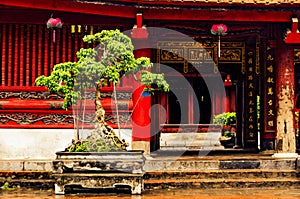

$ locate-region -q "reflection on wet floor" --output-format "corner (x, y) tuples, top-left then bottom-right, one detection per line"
(1, 188), (300, 199)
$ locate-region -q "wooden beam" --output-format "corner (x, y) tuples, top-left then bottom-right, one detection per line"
(0, 0), (136, 19)
(0, 0), (299, 22)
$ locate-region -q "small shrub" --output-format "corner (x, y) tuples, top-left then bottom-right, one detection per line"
(213, 112), (236, 126)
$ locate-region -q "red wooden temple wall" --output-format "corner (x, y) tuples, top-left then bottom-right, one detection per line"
(0, 23), (134, 129)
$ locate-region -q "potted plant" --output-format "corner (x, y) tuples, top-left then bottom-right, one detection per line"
(36, 29), (169, 152)
(219, 129), (236, 148)
(35, 29), (169, 194)
(213, 112), (236, 148)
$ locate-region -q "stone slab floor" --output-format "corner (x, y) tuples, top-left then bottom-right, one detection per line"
(1, 188), (300, 199)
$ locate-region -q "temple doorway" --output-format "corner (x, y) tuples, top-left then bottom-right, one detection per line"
(166, 76), (211, 125)
(151, 40), (259, 151)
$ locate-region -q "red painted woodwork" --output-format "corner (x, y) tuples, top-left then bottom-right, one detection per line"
(14, 25), (19, 86)
(62, 27), (66, 63)
(131, 13), (148, 39)
(131, 20), (151, 141)
(32, 25), (37, 85)
(230, 89), (236, 112)
(1, 0), (299, 150)
(276, 38), (295, 138)
(284, 18), (300, 44)
(0, 0), (298, 23)
(0, 98), (132, 110)
(225, 89), (231, 113)
(38, 25), (43, 77)
(276, 41), (295, 100)
(20, 25), (24, 85)
(1, 24), (6, 85)
(0, 24), (107, 87)
(0, 23), (134, 129)
(25, 25), (30, 86)
(7, 24), (12, 86)
(136, 13), (142, 29)
(131, 85), (151, 141)
(224, 75), (232, 112)
(0, 94), (133, 129)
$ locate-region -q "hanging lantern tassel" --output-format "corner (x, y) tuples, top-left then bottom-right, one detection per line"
(218, 35), (221, 58)
(211, 24), (228, 58)
(47, 17), (63, 43)
(53, 29), (56, 43)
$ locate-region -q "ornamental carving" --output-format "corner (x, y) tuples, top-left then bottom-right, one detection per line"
(157, 41), (245, 74)
(100, 92), (132, 100)
(72, 112), (131, 125)
(0, 113), (74, 125)
(0, 91), (63, 100)
(105, 113), (131, 125)
(0, 91), (132, 100)
(294, 49), (300, 63)
(0, 112), (130, 125)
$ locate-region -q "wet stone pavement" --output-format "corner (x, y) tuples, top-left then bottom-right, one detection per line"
(0, 188), (300, 199)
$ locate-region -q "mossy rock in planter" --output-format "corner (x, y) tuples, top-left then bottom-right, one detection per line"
(67, 138), (121, 152)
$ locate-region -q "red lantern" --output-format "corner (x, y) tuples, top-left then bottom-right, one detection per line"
(211, 24), (227, 58)
(224, 74), (232, 87)
(47, 17), (63, 43)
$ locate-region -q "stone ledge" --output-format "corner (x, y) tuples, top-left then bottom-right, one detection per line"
(0, 160), (53, 171)
(144, 157), (298, 171)
(0, 156), (298, 172)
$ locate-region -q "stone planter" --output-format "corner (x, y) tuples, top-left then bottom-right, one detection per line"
(52, 150), (145, 195)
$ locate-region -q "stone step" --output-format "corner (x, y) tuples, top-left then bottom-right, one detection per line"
(160, 133), (222, 148)
(144, 177), (300, 189)
(0, 171), (55, 189)
(144, 157), (297, 171)
(145, 169), (299, 180)
(1, 179), (55, 189)
(0, 171), (53, 179)
(0, 170), (55, 189)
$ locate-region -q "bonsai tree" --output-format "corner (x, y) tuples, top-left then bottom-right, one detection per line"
(35, 29), (169, 152)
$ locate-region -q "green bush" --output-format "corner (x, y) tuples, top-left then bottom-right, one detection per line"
(213, 112), (236, 126)
(223, 130), (235, 138)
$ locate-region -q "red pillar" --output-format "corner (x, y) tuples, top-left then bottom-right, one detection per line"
(224, 74), (232, 112)
(275, 39), (296, 154)
(130, 13), (151, 154)
(225, 89), (231, 112)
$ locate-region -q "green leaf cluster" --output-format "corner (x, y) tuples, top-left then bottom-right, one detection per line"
(141, 71), (170, 93)
(213, 112), (236, 126)
(223, 130), (235, 138)
(68, 141), (89, 152)
(68, 138), (120, 152)
(1, 182), (15, 191)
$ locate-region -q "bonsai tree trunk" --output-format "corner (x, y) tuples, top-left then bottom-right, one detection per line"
(92, 81), (129, 150)
(66, 81), (129, 152)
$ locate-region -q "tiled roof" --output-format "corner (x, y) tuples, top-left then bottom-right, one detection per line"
(142, 0), (299, 4)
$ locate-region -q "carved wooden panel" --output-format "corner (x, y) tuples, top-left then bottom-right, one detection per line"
(244, 49), (258, 147)
(157, 41), (244, 74)
(264, 43), (276, 134)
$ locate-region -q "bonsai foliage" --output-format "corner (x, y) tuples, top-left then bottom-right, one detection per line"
(35, 29), (169, 152)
